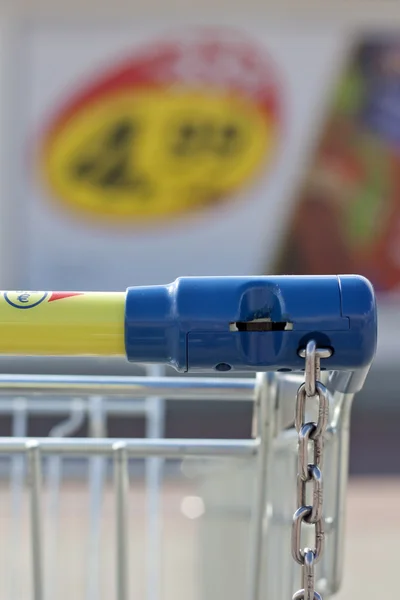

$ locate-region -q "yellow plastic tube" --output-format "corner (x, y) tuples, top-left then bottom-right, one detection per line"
(0, 291), (125, 356)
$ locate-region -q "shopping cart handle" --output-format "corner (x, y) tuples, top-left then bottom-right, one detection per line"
(0, 276), (376, 387)
(125, 275), (377, 374)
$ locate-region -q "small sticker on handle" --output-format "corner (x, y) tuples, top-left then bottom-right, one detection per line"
(3, 291), (83, 309)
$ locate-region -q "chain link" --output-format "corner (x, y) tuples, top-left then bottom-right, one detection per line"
(291, 340), (332, 600)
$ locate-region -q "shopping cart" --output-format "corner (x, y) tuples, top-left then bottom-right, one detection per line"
(0, 276), (377, 600)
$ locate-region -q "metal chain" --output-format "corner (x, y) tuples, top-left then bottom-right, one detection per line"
(291, 340), (332, 600)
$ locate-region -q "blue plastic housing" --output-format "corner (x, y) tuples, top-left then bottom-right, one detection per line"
(124, 275), (377, 374)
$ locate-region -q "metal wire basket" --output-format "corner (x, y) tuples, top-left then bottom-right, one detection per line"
(0, 369), (353, 600)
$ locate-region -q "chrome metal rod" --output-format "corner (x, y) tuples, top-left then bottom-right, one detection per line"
(247, 373), (277, 600)
(145, 364), (165, 600)
(114, 443), (129, 600)
(322, 389), (355, 596)
(0, 437), (258, 457)
(86, 396), (107, 600)
(27, 441), (44, 600)
(0, 374), (256, 399)
(10, 398), (28, 600)
(0, 398), (147, 415)
(46, 400), (86, 600)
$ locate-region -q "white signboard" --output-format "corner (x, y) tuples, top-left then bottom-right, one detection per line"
(17, 22), (347, 290)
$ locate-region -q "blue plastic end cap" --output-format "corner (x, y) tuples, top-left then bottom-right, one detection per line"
(124, 275), (377, 373)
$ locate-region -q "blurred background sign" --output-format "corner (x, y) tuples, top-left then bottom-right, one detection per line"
(15, 22), (346, 290)
(39, 30), (281, 226)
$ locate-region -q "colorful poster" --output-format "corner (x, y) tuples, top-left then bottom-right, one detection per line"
(272, 37), (400, 296)
(38, 30), (281, 225)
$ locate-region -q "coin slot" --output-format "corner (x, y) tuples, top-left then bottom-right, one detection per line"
(229, 318), (293, 332)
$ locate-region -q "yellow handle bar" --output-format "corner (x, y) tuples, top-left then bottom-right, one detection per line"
(0, 291), (125, 356)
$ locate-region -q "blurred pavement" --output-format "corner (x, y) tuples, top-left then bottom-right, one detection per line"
(0, 476), (398, 600)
